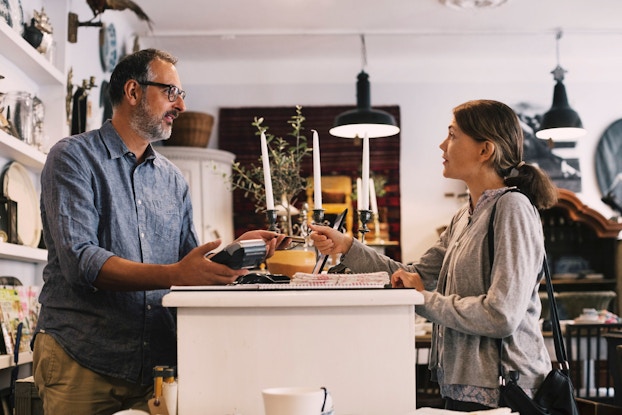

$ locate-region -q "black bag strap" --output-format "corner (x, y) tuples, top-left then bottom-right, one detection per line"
(488, 189), (570, 377)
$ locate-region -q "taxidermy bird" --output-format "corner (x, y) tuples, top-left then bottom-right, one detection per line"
(86, 0), (153, 29)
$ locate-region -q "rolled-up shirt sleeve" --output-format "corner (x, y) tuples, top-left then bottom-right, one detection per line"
(42, 138), (115, 290)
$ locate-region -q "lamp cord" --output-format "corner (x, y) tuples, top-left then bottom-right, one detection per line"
(360, 34), (367, 71)
(551, 28), (566, 82)
(555, 28), (562, 67)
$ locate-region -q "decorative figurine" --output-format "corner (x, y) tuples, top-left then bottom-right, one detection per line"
(22, 8), (53, 54)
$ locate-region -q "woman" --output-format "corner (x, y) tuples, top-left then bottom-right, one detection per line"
(310, 99), (558, 411)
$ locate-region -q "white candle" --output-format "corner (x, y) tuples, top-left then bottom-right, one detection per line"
(356, 178), (362, 211)
(369, 177), (378, 215)
(260, 132), (275, 210)
(361, 133), (370, 211)
(312, 130), (322, 210)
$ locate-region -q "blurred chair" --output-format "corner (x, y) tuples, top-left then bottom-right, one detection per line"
(604, 333), (622, 406)
(575, 397), (622, 415)
(414, 334), (443, 408)
(565, 323), (622, 404)
(306, 176), (353, 235)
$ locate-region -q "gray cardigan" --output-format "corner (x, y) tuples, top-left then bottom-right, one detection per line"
(342, 189), (551, 390)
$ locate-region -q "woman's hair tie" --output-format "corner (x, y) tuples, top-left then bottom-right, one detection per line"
(516, 161), (525, 169)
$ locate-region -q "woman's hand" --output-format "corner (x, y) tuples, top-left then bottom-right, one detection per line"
(391, 269), (424, 291)
(308, 223), (353, 256)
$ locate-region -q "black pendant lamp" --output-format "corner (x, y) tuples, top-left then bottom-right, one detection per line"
(536, 30), (586, 142)
(329, 35), (400, 139)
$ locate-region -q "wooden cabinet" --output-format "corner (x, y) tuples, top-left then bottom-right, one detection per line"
(157, 146), (235, 245)
(541, 189), (622, 315)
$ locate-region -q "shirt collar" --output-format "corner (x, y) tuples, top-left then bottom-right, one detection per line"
(100, 120), (159, 164)
(469, 186), (515, 215)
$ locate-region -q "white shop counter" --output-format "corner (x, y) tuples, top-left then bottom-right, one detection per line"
(163, 287), (424, 415)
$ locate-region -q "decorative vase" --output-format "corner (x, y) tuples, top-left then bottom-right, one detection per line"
(22, 19), (43, 49)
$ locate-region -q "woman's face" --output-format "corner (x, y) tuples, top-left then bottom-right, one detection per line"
(439, 117), (487, 182)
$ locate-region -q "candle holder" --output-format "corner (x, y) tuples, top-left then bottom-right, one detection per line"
(373, 213), (382, 242)
(312, 209), (325, 225)
(358, 209), (372, 243)
(266, 209), (278, 232)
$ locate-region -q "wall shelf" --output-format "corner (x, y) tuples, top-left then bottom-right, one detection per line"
(0, 243), (47, 263)
(0, 352), (32, 370)
(0, 130), (46, 171)
(0, 21), (64, 86)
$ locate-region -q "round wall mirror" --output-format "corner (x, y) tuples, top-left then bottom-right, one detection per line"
(595, 119), (622, 214)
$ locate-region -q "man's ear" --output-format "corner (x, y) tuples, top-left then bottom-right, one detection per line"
(124, 80), (140, 103)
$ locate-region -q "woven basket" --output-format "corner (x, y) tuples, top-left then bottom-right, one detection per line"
(165, 111), (214, 147)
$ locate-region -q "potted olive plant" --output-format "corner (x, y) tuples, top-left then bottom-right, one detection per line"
(230, 105), (311, 235)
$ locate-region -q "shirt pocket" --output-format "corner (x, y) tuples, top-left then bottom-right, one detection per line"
(151, 199), (182, 239)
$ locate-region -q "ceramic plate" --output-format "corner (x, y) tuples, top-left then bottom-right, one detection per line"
(6, 0), (22, 34)
(0, 0), (11, 27)
(99, 23), (118, 73)
(1, 161), (41, 247)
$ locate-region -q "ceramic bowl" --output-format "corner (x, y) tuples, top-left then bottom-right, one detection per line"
(266, 249), (316, 277)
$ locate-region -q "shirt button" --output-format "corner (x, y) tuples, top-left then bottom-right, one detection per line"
(137, 200), (142, 205)
(147, 304), (152, 310)
(140, 232), (145, 238)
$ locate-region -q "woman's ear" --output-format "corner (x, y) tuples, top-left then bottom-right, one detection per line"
(480, 141), (495, 161)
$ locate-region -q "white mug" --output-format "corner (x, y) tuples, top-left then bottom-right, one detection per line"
(262, 386), (334, 415)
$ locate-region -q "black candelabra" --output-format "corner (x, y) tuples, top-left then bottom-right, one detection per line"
(313, 209), (325, 225)
(358, 209), (372, 243)
(266, 209), (278, 232)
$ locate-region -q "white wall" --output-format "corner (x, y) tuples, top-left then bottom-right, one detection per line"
(63, 13), (622, 263)
(170, 68), (620, 263)
(63, 0), (143, 134)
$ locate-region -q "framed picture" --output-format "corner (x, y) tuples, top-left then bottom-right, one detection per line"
(514, 103), (582, 193)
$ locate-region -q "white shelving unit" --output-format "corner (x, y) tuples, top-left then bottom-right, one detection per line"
(0, 2), (66, 385)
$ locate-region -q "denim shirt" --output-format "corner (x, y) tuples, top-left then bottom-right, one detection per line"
(37, 120), (198, 385)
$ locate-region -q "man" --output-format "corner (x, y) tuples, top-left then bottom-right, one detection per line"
(33, 48), (282, 414)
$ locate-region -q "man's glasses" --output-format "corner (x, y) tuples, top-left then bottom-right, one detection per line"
(138, 81), (186, 102)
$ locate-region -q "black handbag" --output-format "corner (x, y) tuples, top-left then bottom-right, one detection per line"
(489, 191), (579, 415)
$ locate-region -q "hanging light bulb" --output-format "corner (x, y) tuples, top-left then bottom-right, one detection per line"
(536, 29), (586, 144)
(329, 35), (400, 139)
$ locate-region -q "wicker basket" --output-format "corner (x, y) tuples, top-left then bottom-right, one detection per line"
(165, 111), (214, 147)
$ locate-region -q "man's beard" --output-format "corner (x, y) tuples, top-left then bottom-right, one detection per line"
(130, 98), (174, 143)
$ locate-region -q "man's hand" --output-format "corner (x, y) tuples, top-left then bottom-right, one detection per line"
(173, 240), (248, 286)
